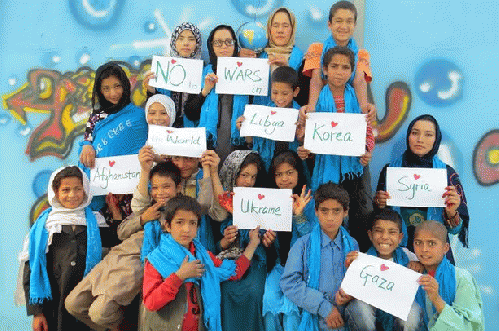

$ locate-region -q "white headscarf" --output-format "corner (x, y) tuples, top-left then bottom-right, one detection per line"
(145, 94), (176, 127)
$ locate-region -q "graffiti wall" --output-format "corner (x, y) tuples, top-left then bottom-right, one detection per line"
(0, 0), (497, 329)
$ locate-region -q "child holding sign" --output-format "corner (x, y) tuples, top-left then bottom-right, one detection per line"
(141, 195), (261, 330)
(344, 209), (423, 331)
(280, 182), (358, 331)
(414, 221), (484, 330)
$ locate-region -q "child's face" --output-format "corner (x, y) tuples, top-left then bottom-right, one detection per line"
(315, 198), (348, 239)
(147, 102), (170, 126)
(368, 219), (403, 259)
(324, 54), (352, 89)
(165, 209), (199, 248)
(274, 162), (298, 190)
(175, 30), (197, 58)
(150, 174), (180, 205)
(271, 82), (298, 108)
(212, 29), (235, 58)
(236, 163), (258, 188)
(56, 176), (85, 209)
(270, 11), (293, 47)
(413, 229), (450, 271)
(328, 8), (356, 46)
(100, 75), (124, 105)
(171, 156), (199, 179)
(408, 120), (437, 157)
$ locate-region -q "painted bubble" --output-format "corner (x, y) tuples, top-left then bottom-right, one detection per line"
(41, 51), (62, 68)
(18, 123), (32, 137)
(414, 59), (463, 107)
(144, 20), (157, 33)
(231, 0), (284, 18)
(0, 114), (11, 126)
(76, 47), (91, 66)
(8, 75), (18, 86)
(308, 6), (326, 25)
(32, 170), (53, 198)
(128, 56), (142, 69)
(69, 0), (125, 30)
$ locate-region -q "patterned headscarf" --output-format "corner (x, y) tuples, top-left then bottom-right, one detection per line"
(170, 22), (202, 59)
(219, 150), (257, 192)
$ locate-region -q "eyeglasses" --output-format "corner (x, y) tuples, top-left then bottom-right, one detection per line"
(212, 39), (235, 47)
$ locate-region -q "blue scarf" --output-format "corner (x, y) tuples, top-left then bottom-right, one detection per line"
(415, 257), (456, 328)
(28, 207), (102, 304)
(195, 169), (215, 252)
(147, 233), (237, 331)
(198, 65), (249, 147)
(320, 36), (358, 85)
(252, 101), (301, 170)
(157, 88), (197, 128)
(253, 46), (304, 106)
(298, 224), (356, 331)
(391, 155), (446, 246)
(310, 84), (364, 192)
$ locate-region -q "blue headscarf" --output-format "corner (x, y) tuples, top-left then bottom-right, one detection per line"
(320, 36), (358, 85)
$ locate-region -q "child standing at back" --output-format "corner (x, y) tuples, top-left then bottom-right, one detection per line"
(414, 220), (484, 330)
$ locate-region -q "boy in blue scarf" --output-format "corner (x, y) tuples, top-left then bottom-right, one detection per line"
(280, 182), (358, 330)
(344, 209), (424, 330)
(414, 221), (484, 330)
(142, 195), (261, 331)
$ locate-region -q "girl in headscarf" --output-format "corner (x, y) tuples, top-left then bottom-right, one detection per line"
(143, 22), (203, 127)
(374, 114), (469, 262)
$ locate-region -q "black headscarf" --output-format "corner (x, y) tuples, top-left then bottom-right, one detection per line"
(206, 25), (239, 74)
(92, 61), (132, 115)
(402, 114), (442, 168)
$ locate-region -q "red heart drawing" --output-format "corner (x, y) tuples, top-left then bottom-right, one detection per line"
(258, 194), (265, 200)
(380, 264), (389, 271)
(270, 110), (277, 115)
(171, 59), (176, 64)
(331, 121), (338, 128)
(166, 130), (173, 134)
(414, 174), (421, 180)
(109, 161), (116, 167)
(237, 61), (243, 67)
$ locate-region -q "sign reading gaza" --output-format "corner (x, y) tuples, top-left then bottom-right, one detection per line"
(240, 105), (299, 141)
(303, 112), (367, 156)
(149, 55), (204, 94)
(215, 57), (270, 96)
(90, 154), (141, 196)
(386, 167), (447, 207)
(147, 125), (207, 158)
(232, 187), (293, 231)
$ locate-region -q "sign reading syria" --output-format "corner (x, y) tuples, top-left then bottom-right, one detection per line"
(147, 125), (207, 158)
(149, 55), (204, 94)
(215, 57), (270, 96)
(240, 105), (298, 141)
(90, 154), (141, 195)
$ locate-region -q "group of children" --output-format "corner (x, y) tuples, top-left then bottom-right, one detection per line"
(18, 1), (484, 330)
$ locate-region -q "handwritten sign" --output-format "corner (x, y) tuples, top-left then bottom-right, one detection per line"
(215, 57), (269, 96)
(149, 55), (203, 94)
(386, 167), (447, 207)
(341, 252), (421, 321)
(232, 187), (293, 232)
(240, 105), (298, 141)
(147, 125), (206, 158)
(90, 154), (141, 196)
(303, 113), (367, 156)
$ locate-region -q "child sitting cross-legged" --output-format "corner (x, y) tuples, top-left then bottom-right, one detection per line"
(141, 195), (261, 330)
(344, 209), (424, 331)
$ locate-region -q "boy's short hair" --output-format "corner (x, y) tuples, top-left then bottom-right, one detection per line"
(314, 182), (349, 211)
(414, 220), (448, 243)
(323, 46), (355, 72)
(52, 166), (83, 192)
(329, 0), (358, 23)
(163, 195), (202, 227)
(370, 209), (403, 232)
(271, 66), (299, 90)
(149, 160), (182, 186)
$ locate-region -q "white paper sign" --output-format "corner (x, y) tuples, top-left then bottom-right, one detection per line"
(90, 154), (141, 196)
(341, 252), (421, 321)
(232, 187), (293, 232)
(147, 125), (207, 158)
(149, 55), (203, 94)
(240, 105), (298, 141)
(386, 167), (447, 207)
(303, 112), (367, 156)
(215, 57), (270, 96)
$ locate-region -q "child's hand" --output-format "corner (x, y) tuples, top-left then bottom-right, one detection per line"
(153, 153), (170, 163)
(248, 226), (261, 248)
(325, 307), (344, 329)
(297, 146), (311, 160)
(105, 193), (122, 220)
(220, 225), (238, 250)
(201, 150), (220, 174)
(80, 145), (96, 168)
(202, 73), (218, 96)
(298, 105), (309, 127)
(374, 190), (390, 208)
(418, 274), (445, 311)
(138, 145), (155, 172)
(262, 229), (276, 247)
(292, 185), (312, 216)
(443, 186), (461, 227)
(33, 314), (48, 331)
(175, 256), (205, 280)
(407, 261), (425, 273)
(361, 103), (377, 124)
(268, 54), (288, 66)
(239, 48), (257, 58)
(335, 288), (353, 306)
(143, 71), (156, 94)
(359, 151), (372, 167)
(236, 115), (245, 130)
(140, 201), (164, 226)
(345, 251), (359, 268)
